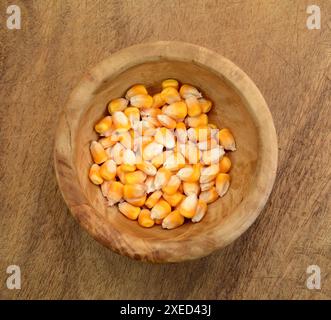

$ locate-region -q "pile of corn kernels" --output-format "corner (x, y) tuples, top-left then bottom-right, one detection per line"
(89, 79), (236, 229)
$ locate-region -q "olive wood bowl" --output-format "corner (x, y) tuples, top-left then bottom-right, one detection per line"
(54, 41), (278, 263)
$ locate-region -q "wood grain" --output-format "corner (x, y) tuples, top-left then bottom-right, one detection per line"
(0, 0), (330, 299)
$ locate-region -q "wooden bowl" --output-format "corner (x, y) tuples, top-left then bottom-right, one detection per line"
(54, 41), (277, 263)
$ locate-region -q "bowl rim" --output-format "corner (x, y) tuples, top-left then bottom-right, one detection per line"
(54, 41), (278, 263)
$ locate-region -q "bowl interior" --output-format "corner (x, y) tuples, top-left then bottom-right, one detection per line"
(74, 60), (258, 241)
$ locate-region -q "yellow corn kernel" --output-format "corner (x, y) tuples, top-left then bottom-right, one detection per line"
(218, 128), (236, 151)
(136, 161), (157, 176)
(145, 176), (156, 193)
(143, 116), (162, 128)
(150, 199), (172, 219)
(162, 79), (179, 90)
(155, 127), (176, 149)
(192, 199), (208, 222)
(199, 98), (212, 113)
(202, 146), (225, 165)
(196, 126), (212, 141)
(200, 180), (215, 192)
(145, 190), (163, 209)
(140, 108), (162, 118)
(152, 93), (166, 108)
(118, 131), (133, 149)
(124, 107), (140, 129)
(215, 173), (230, 197)
(125, 170), (147, 184)
(154, 167), (172, 190)
(130, 94), (153, 109)
(199, 187), (219, 204)
(108, 181), (124, 205)
(112, 111), (130, 132)
(156, 114), (177, 129)
(126, 195), (147, 207)
(151, 152), (165, 169)
(121, 149), (136, 172)
(89, 164), (103, 185)
(143, 142), (164, 161)
(197, 138), (218, 151)
(99, 159), (117, 181)
(186, 96), (202, 117)
(179, 84), (202, 99)
(160, 87), (181, 104)
(162, 101), (188, 120)
(125, 84), (148, 100)
(99, 135), (119, 149)
(179, 194), (198, 218)
(162, 175), (181, 195)
(186, 114), (208, 128)
(178, 142), (201, 164)
(162, 210), (184, 229)
(176, 122), (187, 143)
(109, 142), (125, 165)
(138, 209), (155, 228)
(219, 156), (231, 173)
(163, 152), (186, 171)
(116, 166), (127, 184)
(108, 98), (128, 113)
(118, 202), (141, 220)
(183, 181), (200, 196)
(162, 192), (184, 207)
(200, 164), (220, 183)
(94, 116), (113, 134)
(123, 183), (146, 199)
(90, 141), (108, 164)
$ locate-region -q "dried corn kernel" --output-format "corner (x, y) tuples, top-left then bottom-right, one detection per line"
(154, 167), (172, 190)
(155, 127), (176, 149)
(143, 142), (164, 161)
(152, 93), (165, 108)
(150, 199), (172, 220)
(219, 156), (231, 173)
(136, 161), (157, 176)
(112, 111), (130, 132)
(179, 84), (202, 99)
(162, 101), (188, 120)
(199, 187), (219, 204)
(162, 175), (181, 195)
(108, 181), (124, 205)
(125, 84), (148, 99)
(183, 181), (200, 196)
(123, 183), (146, 199)
(162, 210), (184, 229)
(162, 79), (179, 90)
(145, 190), (163, 209)
(100, 159), (117, 181)
(130, 94), (153, 109)
(186, 96), (202, 117)
(89, 164), (103, 185)
(179, 194), (198, 218)
(108, 98), (128, 113)
(90, 141), (108, 164)
(95, 116), (113, 134)
(118, 202), (140, 220)
(192, 199), (208, 222)
(215, 173), (230, 197)
(138, 209), (155, 228)
(162, 192), (184, 207)
(126, 195), (146, 207)
(161, 87), (181, 104)
(186, 114), (208, 128)
(125, 170), (147, 184)
(218, 128), (236, 151)
(157, 114), (177, 129)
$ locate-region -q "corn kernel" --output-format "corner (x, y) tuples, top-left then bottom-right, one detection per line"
(152, 93), (166, 108)
(162, 101), (188, 120)
(162, 79), (179, 90)
(199, 187), (219, 204)
(160, 87), (181, 104)
(123, 183), (146, 198)
(157, 114), (177, 129)
(179, 84), (202, 99)
(125, 170), (147, 184)
(118, 202), (141, 220)
(199, 98), (212, 113)
(108, 181), (124, 205)
(183, 181), (200, 196)
(138, 209), (155, 228)
(219, 156), (231, 173)
(108, 98), (128, 113)
(99, 159), (117, 181)
(179, 194), (198, 218)
(126, 195), (147, 207)
(154, 167), (172, 190)
(186, 96), (202, 117)
(89, 164), (103, 185)
(218, 128), (236, 151)
(125, 84), (148, 99)
(162, 175), (181, 195)
(136, 161), (157, 176)
(145, 190), (163, 209)
(90, 141), (108, 164)
(130, 94), (153, 109)
(162, 192), (184, 207)
(215, 173), (230, 197)
(192, 199), (208, 222)
(155, 127), (176, 149)
(150, 199), (172, 219)
(112, 111), (130, 132)
(162, 210), (184, 229)
(94, 116), (113, 134)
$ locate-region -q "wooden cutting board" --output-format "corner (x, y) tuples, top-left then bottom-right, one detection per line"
(0, 0), (330, 299)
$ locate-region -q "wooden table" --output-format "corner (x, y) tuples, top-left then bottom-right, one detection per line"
(0, 0), (330, 300)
